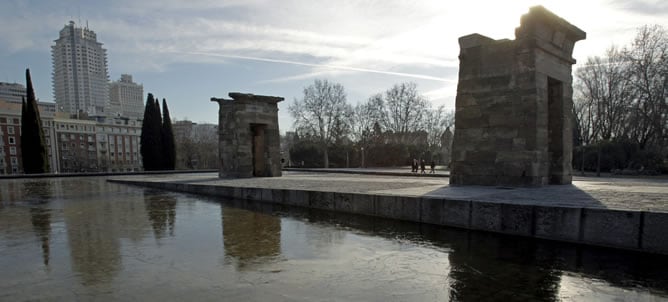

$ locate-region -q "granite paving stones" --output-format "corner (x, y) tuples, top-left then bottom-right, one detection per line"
(110, 170), (668, 213)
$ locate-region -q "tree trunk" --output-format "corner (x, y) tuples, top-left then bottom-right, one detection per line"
(596, 143), (601, 177)
(323, 146), (329, 168)
(580, 146), (585, 176)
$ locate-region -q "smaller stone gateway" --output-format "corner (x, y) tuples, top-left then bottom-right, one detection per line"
(211, 93), (284, 178)
(450, 6), (586, 186)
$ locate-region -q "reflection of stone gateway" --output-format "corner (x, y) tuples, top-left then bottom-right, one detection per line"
(450, 6), (586, 186)
(211, 93), (284, 178)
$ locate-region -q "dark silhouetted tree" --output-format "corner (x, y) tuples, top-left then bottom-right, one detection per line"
(140, 93), (163, 170)
(20, 69), (50, 174)
(161, 98), (176, 170)
(153, 97), (164, 169)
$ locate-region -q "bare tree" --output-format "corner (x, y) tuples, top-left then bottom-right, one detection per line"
(289, 79), (352, 168)
(576, 47), (632, 142)
(575, 47), (633, 175)
(350, 94), (384, 143)
(423, 105), (454, 148)
(624, 25), (668, 149)
(191, 124), (218, 169)
(380, 82), (429, 135)
(573, 25), (668, 174)
(173, 120), (218, 169)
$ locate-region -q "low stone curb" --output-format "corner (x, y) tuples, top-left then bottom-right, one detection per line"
(282, 168), (449, 178)
(107, 178), (668, 255)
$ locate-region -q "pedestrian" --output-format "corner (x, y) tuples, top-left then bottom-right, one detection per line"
(412, 158), (418, 173)
(420, 159), (426, 174)
(430, 160), (435, 174)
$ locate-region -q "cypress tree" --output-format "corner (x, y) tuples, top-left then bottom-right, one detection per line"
(20, 69), (50, 174)
(140, 93), (161, 170)
(161, 98), (176, 170)
(153, 97), (164, 169)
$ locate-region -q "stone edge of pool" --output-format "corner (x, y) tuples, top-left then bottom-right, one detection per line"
(107, 178), (668, 256)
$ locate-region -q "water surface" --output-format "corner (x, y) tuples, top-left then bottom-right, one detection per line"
(1, 177), (667, 301)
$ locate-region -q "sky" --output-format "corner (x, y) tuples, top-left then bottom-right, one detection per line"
(0, 0), (666, 132)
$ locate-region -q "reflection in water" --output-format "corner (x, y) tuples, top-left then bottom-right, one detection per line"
(144, 190), (177, 239)
(30, 207), (51, 267)
(446, 234), (561, 301)
(222, 204), (281, 269)
(1, 177), (668, 301)
(258, 206), (668, 301)
(25, 181), (53, 268)
(64, 196), (121, 286)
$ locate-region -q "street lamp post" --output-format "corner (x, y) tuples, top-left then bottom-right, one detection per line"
(361, 147), (365, 168)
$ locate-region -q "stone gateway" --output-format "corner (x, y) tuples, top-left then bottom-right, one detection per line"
(450, 6), (586, 186)
(211, 93), (284, 178)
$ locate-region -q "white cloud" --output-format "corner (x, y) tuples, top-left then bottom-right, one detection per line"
(1, 0), (666, 111)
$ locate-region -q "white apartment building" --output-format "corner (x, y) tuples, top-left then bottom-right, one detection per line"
(0, 82), (27, 103)
(52, 21), (110, 116)
(109, 74), (144, 119)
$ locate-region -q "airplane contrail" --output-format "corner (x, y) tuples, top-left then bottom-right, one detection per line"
(178, 51), (457, 83)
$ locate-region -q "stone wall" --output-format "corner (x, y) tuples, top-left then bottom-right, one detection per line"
(450, 6), (585, 186)
(211, 93), (283, 178)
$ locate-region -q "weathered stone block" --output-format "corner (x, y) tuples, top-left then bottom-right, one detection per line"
(375, 195), (420, 222)
(350, 194), (376, 216)
(421, 198), (470, 228)
(218, 186), (235, 198)
(465, 150), (497, 162)
(194, 184), (217, 196)
(457, 95), (478, 107)
(334, 193), (355, 213)
(270, 189), (286, 204)
(581, 208), (640, 249)
(641, 212), (668, 254)
(421, 197), (445, 225)
(309, 191), (335, 210)
(471, 202), (502, 232)
(286, 190), (309, 207)
(534, 206), (581, 241)
(260, 188), (273, 202)
(232, 187), (244, 199)
(500, 204), (534, 236)
(243, 187), (262, 201)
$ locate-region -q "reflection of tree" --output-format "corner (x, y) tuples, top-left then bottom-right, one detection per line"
(64, 196), (121, 285)
(30, 207), (51, 267)
(144, 192), (177, 239)
(221, 206), (281, 269)
(24, 181), (52, 268)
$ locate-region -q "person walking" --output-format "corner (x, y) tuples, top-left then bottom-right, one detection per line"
(420, 159), (426, 174)
(412, 158), (418, 173)
(430, 160), (435, 174)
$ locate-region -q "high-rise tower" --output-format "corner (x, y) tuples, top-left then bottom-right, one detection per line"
(52, 21), (110, 116)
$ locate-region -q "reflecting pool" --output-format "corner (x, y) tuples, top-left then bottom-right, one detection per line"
(1, 177), (668, 301)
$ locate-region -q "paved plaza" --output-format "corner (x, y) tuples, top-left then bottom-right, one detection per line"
(112, 169), (668, 212)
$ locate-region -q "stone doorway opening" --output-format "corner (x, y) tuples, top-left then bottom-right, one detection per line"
(548, 77), (564, 184)
(251, 124), (267, 177)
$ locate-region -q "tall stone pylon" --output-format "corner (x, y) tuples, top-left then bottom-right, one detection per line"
(450, 6), (586, 186)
